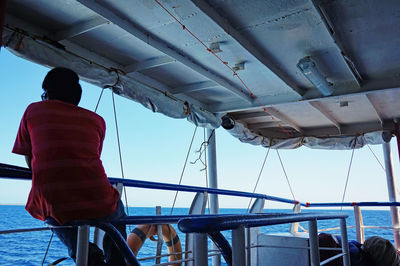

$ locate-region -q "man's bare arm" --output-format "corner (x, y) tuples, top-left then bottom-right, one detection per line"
(25, 155), (32, 169)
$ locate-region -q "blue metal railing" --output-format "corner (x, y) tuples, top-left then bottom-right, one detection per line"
(3, 163), (400, 208)
(0, 163), (304, 206)
(177, 212), (350, 266)
(177, 212), (348, 233)
(108, 177), (304, 206)
(306, 202), (400, 207)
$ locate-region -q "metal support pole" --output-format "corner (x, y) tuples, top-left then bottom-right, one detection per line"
(76, 225), (90, 266)
(308, 219), (320, 266)
(207, 128), (221, 266)
(232, 225), (246, 266)
(383, 142), (400, 249)
(290, 203), (301, 235)
(247, 198), (265, 266)
(340, 218), (351, 266)
(353, 205), (365, 243)
(194, 233), (208, 266)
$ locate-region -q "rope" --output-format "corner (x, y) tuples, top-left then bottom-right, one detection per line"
(340, 141), (357, 211)
(41, 232), (54, 266)
(362, 136), (385, 172)
(276, 150), (296, 200)
(94, 87), (105, 113)
(111, 92), (131, 230)
(191, 129), (215, 169)
(203, 128), (211, 214)
(170, 126), (198, 215)
(247, 147), (271, 212)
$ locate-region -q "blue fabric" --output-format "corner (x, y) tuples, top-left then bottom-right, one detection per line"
(336, 236), (365, 266)
(45, 199), (127, 266)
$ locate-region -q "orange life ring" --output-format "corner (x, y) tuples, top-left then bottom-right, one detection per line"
(127, 224), (182, 265)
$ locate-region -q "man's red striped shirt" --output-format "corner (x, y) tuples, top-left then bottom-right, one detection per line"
(12, 100), (120, 225)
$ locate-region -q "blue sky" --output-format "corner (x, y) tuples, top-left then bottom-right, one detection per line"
(1, 48), (399, 209)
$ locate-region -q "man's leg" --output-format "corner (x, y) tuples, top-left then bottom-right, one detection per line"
(46, 217), (106, 265)
(45, 217), (78, 261)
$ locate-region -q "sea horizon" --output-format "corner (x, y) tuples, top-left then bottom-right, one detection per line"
(0, 205), (396, 265)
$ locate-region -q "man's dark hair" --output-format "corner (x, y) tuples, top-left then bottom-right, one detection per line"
(42, 67), (82, 105)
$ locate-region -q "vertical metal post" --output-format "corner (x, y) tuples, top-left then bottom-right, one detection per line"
(340, 218), (351, 266)
(290, 204), (301, 235)
(232, 225), (246, 266)
(194, 233), (208, 266)
(353, 205), (365, 243)
(156, 206), (163, 264)
(207, 128), (221, 266)
(383, 142), (400, 249)
(76, 225), (90, 266)
(308, 219), (319, 266)
(247, 198), (265, 266)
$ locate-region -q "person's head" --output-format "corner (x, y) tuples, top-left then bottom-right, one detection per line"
(362, 236), (400, 266)
(42, 67), (82, 105)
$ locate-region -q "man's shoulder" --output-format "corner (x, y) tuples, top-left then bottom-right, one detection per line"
(26, 101), (105, 126)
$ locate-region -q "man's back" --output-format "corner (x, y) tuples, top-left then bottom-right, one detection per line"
(13, 100), (119, 225)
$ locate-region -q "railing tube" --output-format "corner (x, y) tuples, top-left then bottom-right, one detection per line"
(76, 225), (90, 266)
(232, 225), (246, 266)
(308, 219), (320, 266)
(340, 218), (351, 266)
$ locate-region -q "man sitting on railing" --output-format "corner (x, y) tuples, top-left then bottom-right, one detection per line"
(12, 67), (126, 265)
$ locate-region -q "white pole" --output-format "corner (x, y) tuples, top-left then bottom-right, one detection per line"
(353, 205), (365, 243)
(382, 142), (400, 249)
(207, 128), (221, 266)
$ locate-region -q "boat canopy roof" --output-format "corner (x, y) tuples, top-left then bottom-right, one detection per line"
(2, 0), (400, 149)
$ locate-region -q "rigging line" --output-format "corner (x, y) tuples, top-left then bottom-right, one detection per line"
(190, 128), (215, 169)
(276, 150), (296, 201)
(340, 141), (357, 211)
(204, 128), (211, 214)
(362, 135), (385, 172)
(41, 232), (54, 266)
(247, 147), (271, 213)
(170, 126), (198, 215)
(111, 92), (131, 228)
(94, 87), (105, 113)
(366, 143), (385, 172)
(153, 0), (291, 137)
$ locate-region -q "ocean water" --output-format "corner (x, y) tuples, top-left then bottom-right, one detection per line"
(0, 206), (394, 265)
